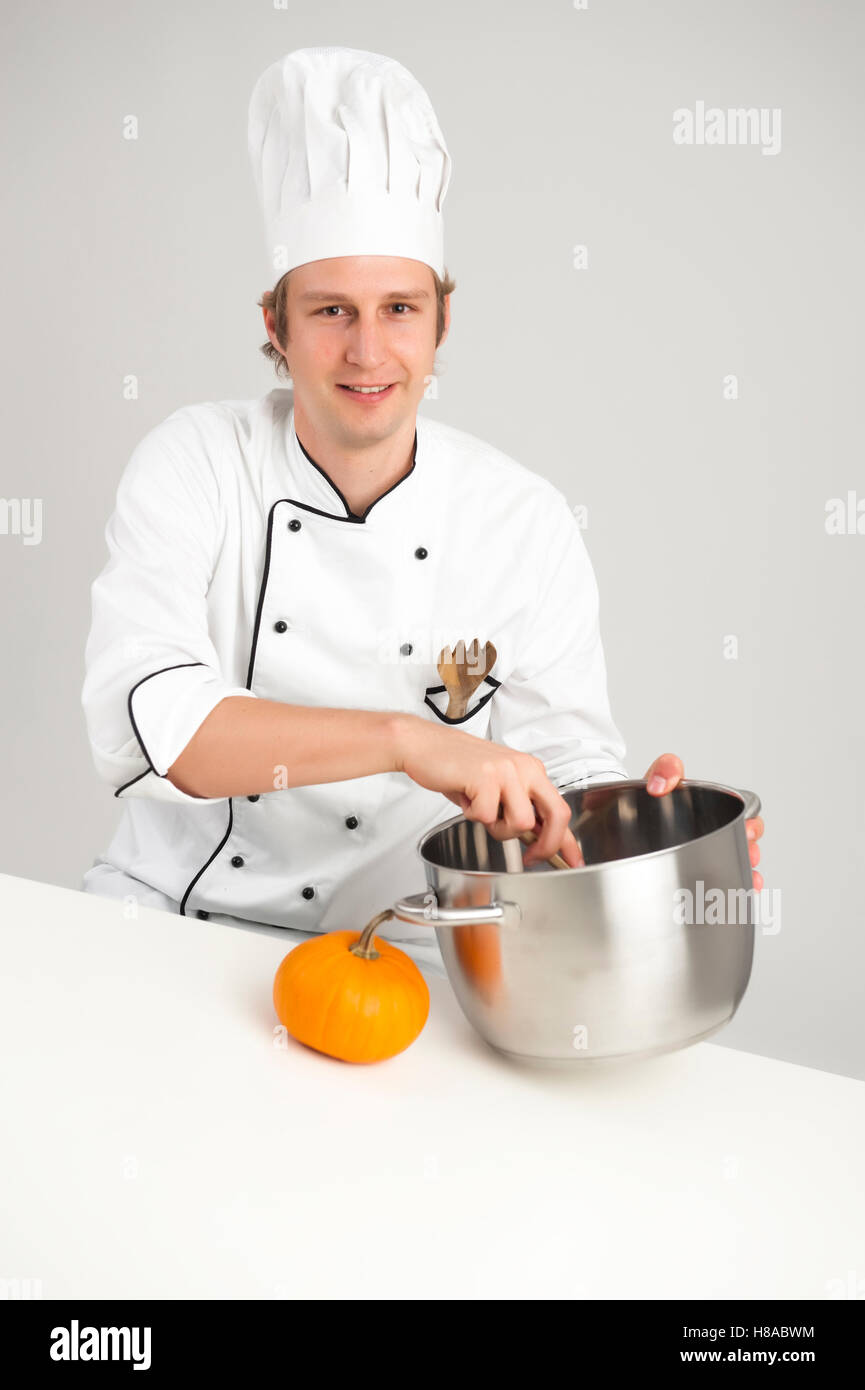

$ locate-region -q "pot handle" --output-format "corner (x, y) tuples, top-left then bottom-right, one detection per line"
(391, 890), (511, 929)
(733, 786), (762, 821)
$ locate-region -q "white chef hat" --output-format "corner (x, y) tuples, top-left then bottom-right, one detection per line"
(248, 46), (452, 281)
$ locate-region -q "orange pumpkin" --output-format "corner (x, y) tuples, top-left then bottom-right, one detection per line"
(273, 909), (429, 1063)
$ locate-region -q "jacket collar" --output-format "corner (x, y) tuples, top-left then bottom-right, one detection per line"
(282, 396), (420, 526)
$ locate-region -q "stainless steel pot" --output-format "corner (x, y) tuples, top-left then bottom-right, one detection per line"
(391, 778), (762, 1064)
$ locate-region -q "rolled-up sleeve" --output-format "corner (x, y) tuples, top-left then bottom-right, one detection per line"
(488, 487), (629, 790)
(81, 419), (257, 804)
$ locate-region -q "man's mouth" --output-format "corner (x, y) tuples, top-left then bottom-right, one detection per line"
(337, 382), (397, 400)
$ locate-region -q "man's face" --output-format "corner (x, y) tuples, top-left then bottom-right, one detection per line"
(263, 256), (448, 448)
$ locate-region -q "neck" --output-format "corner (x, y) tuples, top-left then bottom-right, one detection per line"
(292, 397), (417, 517)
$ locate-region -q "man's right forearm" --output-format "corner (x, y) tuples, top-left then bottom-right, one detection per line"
(165, 695), (415, 799)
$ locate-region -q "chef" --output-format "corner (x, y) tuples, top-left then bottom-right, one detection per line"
(80, 46), (763, 975)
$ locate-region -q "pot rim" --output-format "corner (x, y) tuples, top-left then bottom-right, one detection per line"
(415, 777), (760, 878)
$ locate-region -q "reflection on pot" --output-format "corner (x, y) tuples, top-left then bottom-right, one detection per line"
(450, 879), (503, 1004)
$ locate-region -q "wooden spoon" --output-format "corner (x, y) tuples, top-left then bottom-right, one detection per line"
(437, 637), (497, 719)
(518, 830), (571, 870)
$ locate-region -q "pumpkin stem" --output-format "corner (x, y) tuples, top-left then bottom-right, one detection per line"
(350, 908), (395, 960)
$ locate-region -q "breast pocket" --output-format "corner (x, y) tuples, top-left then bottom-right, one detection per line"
(423, 675), (501, 726)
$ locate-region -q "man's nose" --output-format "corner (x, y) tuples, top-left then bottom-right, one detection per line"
(344, 314), (388, 366)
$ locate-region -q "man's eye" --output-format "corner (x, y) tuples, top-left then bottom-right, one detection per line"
(316, 303), (414, 317)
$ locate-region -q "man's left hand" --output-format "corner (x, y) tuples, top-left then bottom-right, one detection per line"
(645, 753), (764, 891)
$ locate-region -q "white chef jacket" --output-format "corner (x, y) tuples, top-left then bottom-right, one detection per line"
(81, 387), (628, 943)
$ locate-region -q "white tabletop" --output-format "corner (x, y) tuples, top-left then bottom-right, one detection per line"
(1, 870), (862, 1301)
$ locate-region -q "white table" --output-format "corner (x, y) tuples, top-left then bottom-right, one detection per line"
(1, 871), (862, 1301)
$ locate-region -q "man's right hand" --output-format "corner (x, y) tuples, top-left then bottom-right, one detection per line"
(392, 715), (582, 868)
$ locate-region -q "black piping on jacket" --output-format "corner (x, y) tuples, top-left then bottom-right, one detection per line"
(115, 661), (206, 796)
(179, 799), (235, 917)
(295, 428), (417, 523)
(424, 675), (501, 725)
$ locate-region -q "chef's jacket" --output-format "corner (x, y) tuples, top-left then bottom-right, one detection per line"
(81, 387), (628, 942)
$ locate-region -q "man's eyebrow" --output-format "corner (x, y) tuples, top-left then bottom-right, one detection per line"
(296, 289), (431, 302)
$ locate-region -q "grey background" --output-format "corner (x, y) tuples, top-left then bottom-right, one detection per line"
(2, 0), (862, 1079)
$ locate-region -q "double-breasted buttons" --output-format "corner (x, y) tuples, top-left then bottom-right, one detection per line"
(247, 794), (260, 802)
(231, 855), (244, 868)
(288, 519), (302, 532)
(414, 546), (428, 559)
(345, 815), (359, 830)
(400, 641), (413, 656)
(196, 909), (210, 920)
(274, 620), (288, 633)
(301, 886), (315, 900)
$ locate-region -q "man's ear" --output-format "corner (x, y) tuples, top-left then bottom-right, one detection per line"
(262, 303), (282, 353)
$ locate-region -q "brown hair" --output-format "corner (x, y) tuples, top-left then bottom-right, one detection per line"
(257, 266), (456, 378)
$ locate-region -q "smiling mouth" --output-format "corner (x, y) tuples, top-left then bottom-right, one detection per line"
(337, 382), (397, 396)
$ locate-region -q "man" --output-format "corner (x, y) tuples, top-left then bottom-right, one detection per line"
(81, 47), (763, 974)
